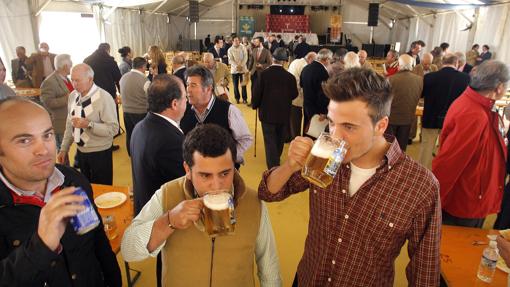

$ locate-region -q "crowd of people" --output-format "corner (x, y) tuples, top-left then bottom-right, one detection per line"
(0, 33), (509, 287)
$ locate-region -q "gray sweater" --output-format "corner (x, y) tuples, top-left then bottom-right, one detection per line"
(61, 84), (119, 153)
(120, 70), (149, 114)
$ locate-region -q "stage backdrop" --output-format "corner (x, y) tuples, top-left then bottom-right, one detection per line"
(265, 14), (310, 33)
(330, 15), (342, 43)
(239, 16), (255, 37)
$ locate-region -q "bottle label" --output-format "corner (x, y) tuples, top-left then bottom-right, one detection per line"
(481, 255), (497, 269)
(324, 147), (346, 177)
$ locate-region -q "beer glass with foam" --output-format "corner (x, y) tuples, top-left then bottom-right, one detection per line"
(301, 132), (349, 188)
(201, 191), (236, 237)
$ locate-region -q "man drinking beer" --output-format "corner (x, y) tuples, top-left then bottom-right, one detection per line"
(258, 68), (441, 287)
(121, 124), (282, 287)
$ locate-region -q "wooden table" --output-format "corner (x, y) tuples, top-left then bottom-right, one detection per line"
(441, 225), (508, 286)
(92, 184), (140, 287)
(15, 88), (41, 97)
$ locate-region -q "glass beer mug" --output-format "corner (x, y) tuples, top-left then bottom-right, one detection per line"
(301, 132), (349, 188)
(196, 191), (236, 237)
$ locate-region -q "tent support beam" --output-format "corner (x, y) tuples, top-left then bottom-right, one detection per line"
(35, 0), (52, 17)
(150, 0), (168, 15)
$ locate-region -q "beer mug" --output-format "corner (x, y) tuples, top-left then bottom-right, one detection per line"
(198, 191), (236, 237)
(301, 132), (349, 188)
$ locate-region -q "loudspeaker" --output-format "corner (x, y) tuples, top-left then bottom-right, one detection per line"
(362, 43), (375, 57)
(189, 0), (199, 23)
(368, 3), (379, 27)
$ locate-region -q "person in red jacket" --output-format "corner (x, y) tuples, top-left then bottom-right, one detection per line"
(432, 60), (509, 227)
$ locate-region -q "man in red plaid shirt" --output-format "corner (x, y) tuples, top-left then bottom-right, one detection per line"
(258, 68), (441, 287)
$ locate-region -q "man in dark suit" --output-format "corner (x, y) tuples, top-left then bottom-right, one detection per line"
(419, 53), (470, 169)
(171, 54), (187, 87)
(11, 46), (32, 88)
(208, 38), (228, 65)
(252, 48), (298, 168)
(84, 43), (122, 145)
(249, 36), (272, 105)
(300, 48), (332, 131)
(476, 44), (492, 65)
(455, 51), (473, 75)
(294, 36), (311, 59)
(130, 74), (187, 287)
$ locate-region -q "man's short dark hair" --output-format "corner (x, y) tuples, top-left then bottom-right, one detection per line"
(16, 46), (25, 52)
(132, 57), (147, 69)
(323, 68), (392, 124)
(232, 35), (239, 41)
(214, 38), (223, 44)
(470, 60), (509, 92)
(147, 74), (184, 113)
(183, 124), (237, 167)
(98, 43), (110, 52)
(186, 65), (214, 88)
(483, 44), (490, 50)
(256, 36), (264, 43)
(472, 44), (479, 49)
(440, 42), (450, 51)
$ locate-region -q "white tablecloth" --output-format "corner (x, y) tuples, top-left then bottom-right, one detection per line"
(252, 32), (319, 46)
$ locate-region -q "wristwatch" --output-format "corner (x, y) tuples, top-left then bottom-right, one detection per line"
(87, 121), (94, 130)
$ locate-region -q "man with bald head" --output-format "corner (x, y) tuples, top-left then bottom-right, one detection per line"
(203, 52), (231, 101)
(0, 97), (121, 286)
(358, 50), (372, 69)
(27, 42), (56, 88)
(172, 54), (187, 86)
(57, 63), (119, 184)
(413, 52), (438, 77)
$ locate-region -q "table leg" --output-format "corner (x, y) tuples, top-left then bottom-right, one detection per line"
(124, 261), (141, 287)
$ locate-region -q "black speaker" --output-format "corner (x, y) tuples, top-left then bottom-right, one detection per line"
(189, 0), (199, 23)
(368, 3), (379, 27)
(362, 43), (375, 57)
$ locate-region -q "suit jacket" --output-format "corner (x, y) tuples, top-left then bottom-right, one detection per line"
(462, 63), (473, 75)
(413, 64), (438, 77)
(301, 61), (330, 122)
(130, 112), (185, 215)
(208, 46), (228, 65)
(11, 57), (32, 87)
(476, 51), (492, 65)
(422, 67), (470, 129)
(249, 47), (272, 76)
(173, 66), (187, 87)
(40, 71), (71, 134)
(388, 70), (423, 125)
(84, 49), (122, 98)
(294, 42), (311, 59)
(252, 65), (298, 124)
(26, 52), (56, 88)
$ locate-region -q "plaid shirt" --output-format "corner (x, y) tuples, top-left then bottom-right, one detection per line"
(259, 137), (441, 287)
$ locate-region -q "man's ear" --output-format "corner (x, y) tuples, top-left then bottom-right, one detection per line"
(183, 161), (191, 180)
(375, 116), (389, 137)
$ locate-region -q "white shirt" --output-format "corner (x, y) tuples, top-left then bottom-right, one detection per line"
(287, 58), (308, 107)
(153, 112), (183, 134)
(121, 187), (282, 287)
(348, 162), (377, 196)
(0, 167), (64, 202)
(228, 44), (248, 74)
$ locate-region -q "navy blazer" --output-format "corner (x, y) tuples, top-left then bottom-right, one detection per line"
(300, 61), (330, 123)
(422, 67), (470, 129)
(208, 46), (228, 65)
(130, 112), (185, 214)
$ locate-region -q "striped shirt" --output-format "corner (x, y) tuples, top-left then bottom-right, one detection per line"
(258, 136), (441, 287)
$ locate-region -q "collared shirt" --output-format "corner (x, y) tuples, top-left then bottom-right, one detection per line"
(121, 186), (282, 287)
(154, 112), (183, 134)
(433, 86), (507, 218)
(0, 167), (64, 202)
(258, 136), (441, 287)
(191, 96), (253, 163)
(42, 55), (53, 77)
(228, 44), (248, 74)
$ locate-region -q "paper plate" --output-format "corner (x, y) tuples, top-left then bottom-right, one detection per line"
(94, 192), (127, 209)
(497, 257), (510, 274)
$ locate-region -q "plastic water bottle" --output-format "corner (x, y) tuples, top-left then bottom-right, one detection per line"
(477, 235), (499, 283)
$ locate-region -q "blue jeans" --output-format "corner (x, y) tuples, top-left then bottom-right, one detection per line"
(232, 73), (247, 101)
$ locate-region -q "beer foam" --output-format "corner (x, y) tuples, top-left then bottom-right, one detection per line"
(310, 144), (335, 159)
(203, 193), (231, 210)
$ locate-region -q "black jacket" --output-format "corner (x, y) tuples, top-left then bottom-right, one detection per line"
(301, 61), (330, 124)
(252, 65), (297, 124)
(294, 42), (311, 59)
(84, 50), (122, 98)
(422, 67), (470, 129)
(0, 165), (121, 287)
(462, 63), (473, 75)
(173, 67), (187, 87)
(208, 46), (228, 65)
(130, 112), (185, 215)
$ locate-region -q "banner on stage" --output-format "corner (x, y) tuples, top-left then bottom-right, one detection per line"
(239, 16), (255, 37)
(330, 15), (342, 43)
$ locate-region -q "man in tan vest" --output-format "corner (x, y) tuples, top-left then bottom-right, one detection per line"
(121, 124), (282, 287)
